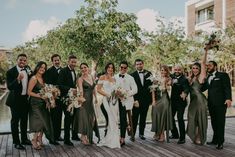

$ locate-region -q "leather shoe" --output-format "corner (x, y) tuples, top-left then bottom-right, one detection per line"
(14, 144), (25, 150)
(64, 141), (74, 146)
(21, 139), (32, 145)
(56, 137), (64, 141)
(207, 141), (217, 145)
(177, 139), (185, 144)
(216, 144), (223, 150)
(139, 135), (146, 140)
(49, 141), (60, 145)
(72, 136), (80, 141)
(169, 135), (179, 139)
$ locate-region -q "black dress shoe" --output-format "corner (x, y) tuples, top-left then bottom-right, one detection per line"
(21, 139), (32, 145)
(206, 141), (217, 145)
(49, 141), (60, 145)
(177, 139), (185, 144)
(64, 141), (74, 146)
(56, 137), (64, 141)
(14, 144), (25, 150)
(169, 135), (179, 139)
(72, 136), (80, 141)
(216, 144), (223, 150)
(139, 135), (146, 140)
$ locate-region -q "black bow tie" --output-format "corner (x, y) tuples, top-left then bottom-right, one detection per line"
(138, 71), (144, 74)
(21, 68), (26, 71)
(208, 73), (213, 77)
(119, 74), (125, 78)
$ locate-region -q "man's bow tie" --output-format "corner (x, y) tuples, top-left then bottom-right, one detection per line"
(21, 68), (26, 71)
(119, 74), (125, 78)
(138, 71), (144, 74)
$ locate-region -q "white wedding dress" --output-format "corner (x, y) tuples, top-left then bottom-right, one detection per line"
(97, 80), (120, 148)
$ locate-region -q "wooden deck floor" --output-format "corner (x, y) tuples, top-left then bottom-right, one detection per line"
(0, 118), (235, 157)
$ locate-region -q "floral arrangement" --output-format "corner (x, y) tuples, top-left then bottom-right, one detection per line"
(113, 86), (128, 100)
(63, 87), (86, 114)
(39, 84), (60, 110)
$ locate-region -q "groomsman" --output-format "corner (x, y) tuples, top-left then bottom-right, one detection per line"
(131, 59), (152, 140)
(170, 65), (189, 144)
(114, 61), (137, 146)
(44, 54), (63, 142)
(57, 55), (79, 146)
(6, 53), (32, 149)
(206, 61), (232, 150)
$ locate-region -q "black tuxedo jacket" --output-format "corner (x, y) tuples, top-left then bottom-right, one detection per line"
(170, 74), (189, 104)
(6, 66), (30, 107)
(131, 70), (152, 105)
(57, 66), (77, 97)
(44, 66), (60, 85)
(206, 71), (232, 107)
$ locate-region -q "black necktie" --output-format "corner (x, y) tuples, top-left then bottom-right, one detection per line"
(119, 74), (125, 78)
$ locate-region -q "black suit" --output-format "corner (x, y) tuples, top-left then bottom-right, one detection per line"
(57, 66), (77, 142)
(206, 71), (232, 145)
(6, 66), (30, 144)
(44, 66), (62, 140)
(131, 70), (152, 136)
(170, 74), (189, 140)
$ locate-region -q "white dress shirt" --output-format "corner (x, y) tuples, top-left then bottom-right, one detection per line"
(114, 73), (138, 110)
(208, 71), (216, 85)
(138, 71), (144, 86)
(17, 65), (28, 95)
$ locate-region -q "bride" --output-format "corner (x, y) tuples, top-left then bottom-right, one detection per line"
(97, 62), (120, 148)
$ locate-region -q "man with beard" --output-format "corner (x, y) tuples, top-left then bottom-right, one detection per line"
(131, 59), (152, 141)
(44, 54), (63, 142)
(6, 53), (32, 149)
(206, 60), (232, 150)
(57, 55), (79, 146)
(170, 65), (189, 144)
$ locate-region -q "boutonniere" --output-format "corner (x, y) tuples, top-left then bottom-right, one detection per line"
(25, 67), (32, 76)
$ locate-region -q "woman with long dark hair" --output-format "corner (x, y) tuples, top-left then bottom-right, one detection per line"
(73, 63), (100, 145)
(97, 62), (120, 148)
(28, 61), (58, 150)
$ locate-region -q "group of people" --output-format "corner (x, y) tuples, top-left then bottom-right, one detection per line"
(150, 44), (232, 150)
(6, 44), (232, 151)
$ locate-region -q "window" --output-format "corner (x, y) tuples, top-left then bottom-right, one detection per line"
(196, 5), (214, 24)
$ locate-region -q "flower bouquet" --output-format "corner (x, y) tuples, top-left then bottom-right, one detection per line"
(39, 84), (60, 110)
(64, 87), (86, 115)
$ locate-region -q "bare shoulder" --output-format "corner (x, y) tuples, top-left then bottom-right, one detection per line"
(99, 75), (106, 80)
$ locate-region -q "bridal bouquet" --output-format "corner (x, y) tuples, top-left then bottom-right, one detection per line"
(39, 84), (60, 110)
(64, 88), (86, 115)
(113, 87), (128, 100)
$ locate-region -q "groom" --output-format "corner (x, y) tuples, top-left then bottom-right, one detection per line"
(115, 61), (137, 146)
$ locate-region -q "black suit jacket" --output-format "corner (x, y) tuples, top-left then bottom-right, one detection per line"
(6, 66), (30, 107)
(131, 70), (152, 105)
(57, 66), (77, 97)
(170, 74), (189, 104)
(44, 66), (60, 85)
(207, 71), (232, 107)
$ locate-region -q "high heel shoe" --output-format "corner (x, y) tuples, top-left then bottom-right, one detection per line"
(31, 139), (41, 150)
(81, 136), (89, 145)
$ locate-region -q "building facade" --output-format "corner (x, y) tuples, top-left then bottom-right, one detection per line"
(186, 0), (235, 36)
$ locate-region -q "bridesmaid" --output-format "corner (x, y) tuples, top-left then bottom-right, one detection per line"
(187, 46), (208, 145)
(151, 65), (173, 142)
(73, 63), (100, 145)
(27, 61), (58, 150)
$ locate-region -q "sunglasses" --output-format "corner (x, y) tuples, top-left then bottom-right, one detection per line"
(120, 66), (127, 69)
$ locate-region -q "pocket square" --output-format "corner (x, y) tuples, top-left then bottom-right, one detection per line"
(214, 78), (220, 80)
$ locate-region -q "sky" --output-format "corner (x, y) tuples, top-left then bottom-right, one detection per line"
(0, 0), (188, 48)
